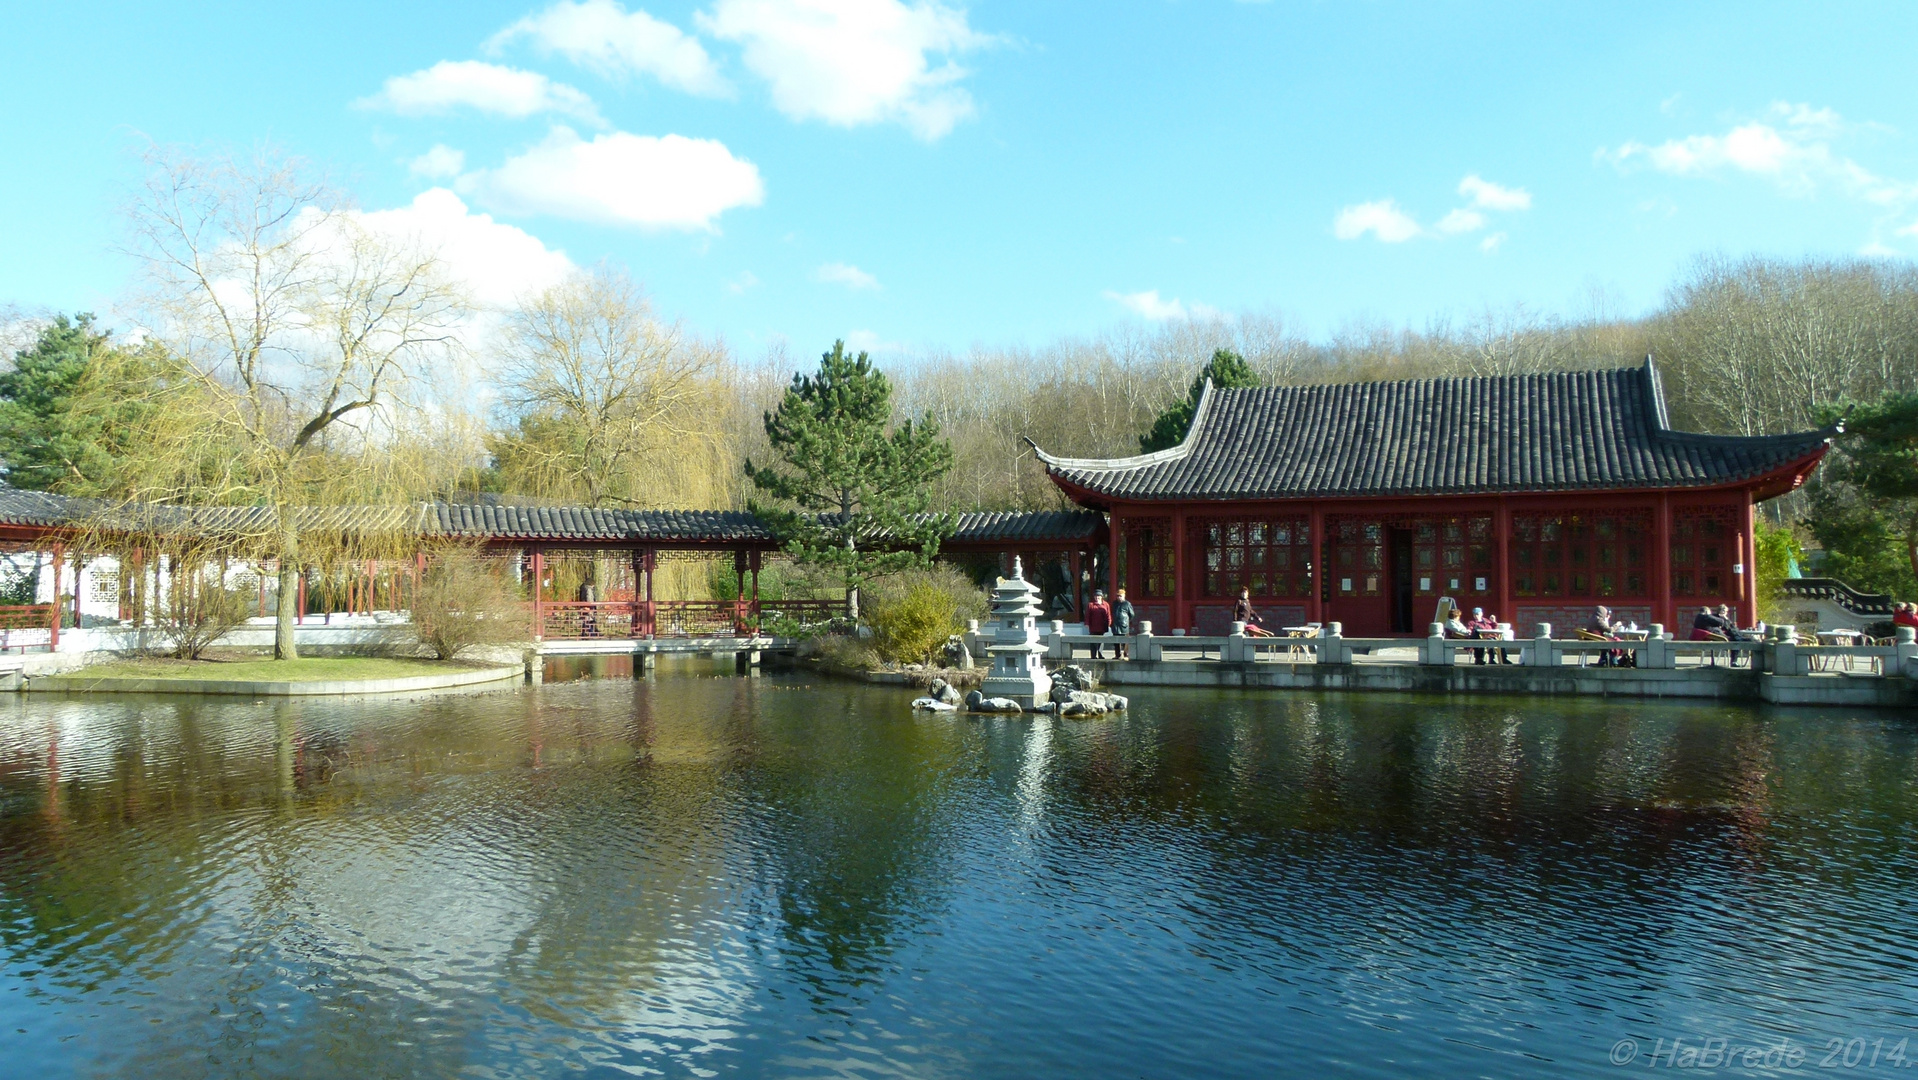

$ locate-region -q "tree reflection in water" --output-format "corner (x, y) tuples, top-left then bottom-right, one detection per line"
(1, 670), (1916, 1079)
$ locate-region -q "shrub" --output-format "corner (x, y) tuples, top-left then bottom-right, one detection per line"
(411, 544), (527, 660)
(160, 568), (251, 660)
(864, 565), (988, 665)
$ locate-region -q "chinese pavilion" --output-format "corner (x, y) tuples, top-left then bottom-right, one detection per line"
(1031, 360), (1833, 638)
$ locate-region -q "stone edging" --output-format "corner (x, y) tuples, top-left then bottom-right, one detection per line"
(27, 664), (524, 697)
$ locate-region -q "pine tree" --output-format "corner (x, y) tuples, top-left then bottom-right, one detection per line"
(0, 313), (157, 494)
(745, 341), (954, 620)
(1138, 349), (1260, 454)
(1810, 392), (1918, 594)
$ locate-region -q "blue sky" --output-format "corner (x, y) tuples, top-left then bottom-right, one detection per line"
(5, 1), (1918, 358)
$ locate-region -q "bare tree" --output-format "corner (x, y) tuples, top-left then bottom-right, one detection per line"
(123, 146), (469, 659)
(490, 266), (729, 507)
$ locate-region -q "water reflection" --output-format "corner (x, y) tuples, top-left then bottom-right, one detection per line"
(1, 668), (1916, 1078)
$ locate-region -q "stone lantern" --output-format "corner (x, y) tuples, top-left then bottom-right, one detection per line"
(981, 556), (1052, 706)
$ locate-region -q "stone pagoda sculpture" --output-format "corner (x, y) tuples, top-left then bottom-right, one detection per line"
(980, 557), (1052, 707)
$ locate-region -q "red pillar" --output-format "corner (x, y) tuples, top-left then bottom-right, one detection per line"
(642, 547), (656, 638)
(1494, 497), (1513, 630)
(1069, 548), (1083, 618)
(1740, 490), (1758, 628)
(1308, 504), (1325, 624)
(1106, 511), (1121, 600)
(49, 542), (63, 650)
(1653, 494), (1673, 630)
(1171, 508), (1190, 632)
(530, 546), (545, 641)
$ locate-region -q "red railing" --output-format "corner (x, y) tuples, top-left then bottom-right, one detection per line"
(534, 598), (847, 640)
(0, 604), (56, 653)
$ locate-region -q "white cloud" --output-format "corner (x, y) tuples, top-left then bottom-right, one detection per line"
(1103, 289), (1220, 322)
(1605, 102), (1917, 205)
(360, 60), (602, 124)
(1333, 199), (1422, 242)
(354, 188), (575, 309)
(461, 126), (764, 231)
(1458, 174), (1531, 211)
(1435, 208), (1486, 234)
(814, 261), (879, 290)
(491, 0), (728, 96)
(844, 328), (906, 353)
(1479, 232), (1506, 253)
(409, 145), (466, 179)
(700, 0), (991, 140)
(726, 270), (759, 294)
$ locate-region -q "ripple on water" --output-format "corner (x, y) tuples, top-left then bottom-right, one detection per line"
(2, 677), (1918, 1078)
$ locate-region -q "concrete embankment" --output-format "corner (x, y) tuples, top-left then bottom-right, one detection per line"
(1091, 659), (1917, 709)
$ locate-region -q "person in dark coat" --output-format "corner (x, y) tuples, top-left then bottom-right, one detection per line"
(1110, 587), (1136, 660)
(1233, 587), (1273, 637)
(1084, 589), (1113, 658)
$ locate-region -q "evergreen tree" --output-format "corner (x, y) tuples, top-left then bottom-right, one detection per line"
(1808, 392), (1918, 597)
(1138, 349), (1259, 454)
(745, 341), (955, 620)
(0, 313), (153, 494)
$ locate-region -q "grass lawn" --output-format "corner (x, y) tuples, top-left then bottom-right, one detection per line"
(71, 656), (490, 683)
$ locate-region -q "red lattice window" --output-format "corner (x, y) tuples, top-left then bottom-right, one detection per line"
(1512, 510), (1651, 598)
(1123, 519), (1177, 599)
(1329, 518), (1385, 597)
(1199, 517), (1312, 598)
(1408, 515), (1495, 596)
(1671, 506), (1739, 598)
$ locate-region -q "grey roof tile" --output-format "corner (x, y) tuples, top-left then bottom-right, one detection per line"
(1033, 361), (1832, 501)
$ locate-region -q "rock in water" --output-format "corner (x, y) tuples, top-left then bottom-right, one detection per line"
(1052, 664), (1099, 691)
(911, 697), (957, 712)
(965, 689), (985, 710)
(967, 696), (1024, 713)
(928, 678), (963, 706)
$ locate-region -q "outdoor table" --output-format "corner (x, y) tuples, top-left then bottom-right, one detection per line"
(1817, 629), (1865, 672)
(1280, 626), (1318, 659)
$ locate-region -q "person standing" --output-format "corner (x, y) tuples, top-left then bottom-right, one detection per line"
(1084, 588), (1113, 659)
(1111, 587), (1136, 660)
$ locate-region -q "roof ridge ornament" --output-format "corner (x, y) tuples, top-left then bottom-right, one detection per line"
(1025, 377), (1217, 471)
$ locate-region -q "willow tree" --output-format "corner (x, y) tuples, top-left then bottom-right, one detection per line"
(121, 147), (469, 659)
(489, 266), (730, 507)
(745, 342), (953, 620)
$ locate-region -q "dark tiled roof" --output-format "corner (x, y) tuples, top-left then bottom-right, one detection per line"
(0, 488), (88, 527)
(949, 510), (1101, 543)
(0, 489), (1102, 547)
(1033, 360), (1833, 502)
(424, 504), (771, 542)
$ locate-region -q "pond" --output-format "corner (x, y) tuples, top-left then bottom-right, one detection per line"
(3, 660), (1917, 1078)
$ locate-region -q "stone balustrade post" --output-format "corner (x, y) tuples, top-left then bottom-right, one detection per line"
(1895, 626), (1916, 679)
(1424, 622), (1449, 666)
(1320, 621), (1347, 665)
(1643, 623), (1672, 670)
(1528, 622), (1555, 668)
(1228, 621), (1253, 663)
(1771, 624), (1803, 677)
(1048, 619), (1070, 661)
(1136, 620), (1158, 662)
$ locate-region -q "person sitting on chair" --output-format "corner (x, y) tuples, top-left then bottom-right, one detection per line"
(1893, 602), (1918, 632)
(1234, 587), (1274, 637)
(1466, 606), (1499, 665)
(1588, 605), (1625, 667)
(1690, 606), (1728, 640)
(1717, 603), (1758, 666)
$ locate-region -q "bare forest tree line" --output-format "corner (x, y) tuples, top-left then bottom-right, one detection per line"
(707, 256), (1918, 516)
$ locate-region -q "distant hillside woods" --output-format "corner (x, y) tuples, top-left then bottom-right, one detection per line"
(4, 254), (1916, 598)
